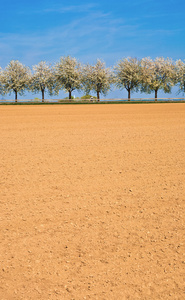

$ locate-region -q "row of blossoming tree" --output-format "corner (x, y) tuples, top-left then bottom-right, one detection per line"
(0, 56), (185, 102)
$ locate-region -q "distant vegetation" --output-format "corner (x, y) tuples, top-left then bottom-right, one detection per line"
(81, 94), (97, 100)
(0, 56), (185, 102)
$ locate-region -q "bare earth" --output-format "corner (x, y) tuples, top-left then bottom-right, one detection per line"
(0, 104), (184, 300)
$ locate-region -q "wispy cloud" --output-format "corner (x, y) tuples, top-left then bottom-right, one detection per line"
(0, 2), (184, 68)
(18, 3), (98, 15)
(44, 3), (97, 13)
(121, 0), (154, 5)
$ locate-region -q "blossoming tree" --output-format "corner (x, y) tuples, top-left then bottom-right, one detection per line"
(82, 59), (112, 101)
(114, 57), (141, 100)
(2, 60), (31, 102)
(140, 57), (176, 100)
(54, 56), (82, 99)
(175, 59), (185, 94)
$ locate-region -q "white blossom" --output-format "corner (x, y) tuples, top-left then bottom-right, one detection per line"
(54, 56), (82, 99)
(82, 59), (112, 101)
(140, 57), (176, 99)
(0, 67), (4, 96)
(1, 60), (31, 101)
(30, 61), (55, 102)
(114, 57), (141, 100)
(175, 59), (185, 94)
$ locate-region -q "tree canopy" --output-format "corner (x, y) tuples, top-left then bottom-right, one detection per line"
(0, 67), (4, 96)
(114, 57), (141, 100)
(176, 59), (185, 94)
(83, 59), (112, 101)
(1, 60), (31, 101)
(140, 57), (176, 99)
(30, 61), (55, 102)
(54, 56), (82, 99)
(0, 56), (184, 101)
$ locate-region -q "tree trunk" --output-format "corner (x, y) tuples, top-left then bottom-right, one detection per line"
(128, 89), (131, 101)
(15, 90), (18, 102)
(42, 89), (45, 102)
(69, 90), (72, 100)
(155, 89), (158, 101)
(97, 91), (100, 101)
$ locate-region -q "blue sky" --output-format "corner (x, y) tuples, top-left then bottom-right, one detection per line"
(1, 0), (185, 99)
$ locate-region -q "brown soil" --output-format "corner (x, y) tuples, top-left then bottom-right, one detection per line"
(0, 104), (184, 299)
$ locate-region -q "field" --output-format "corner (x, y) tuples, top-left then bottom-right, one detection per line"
(0, 104), (184, 299)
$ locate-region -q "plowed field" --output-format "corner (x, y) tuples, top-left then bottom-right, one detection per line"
(0, 104), (184, 299)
